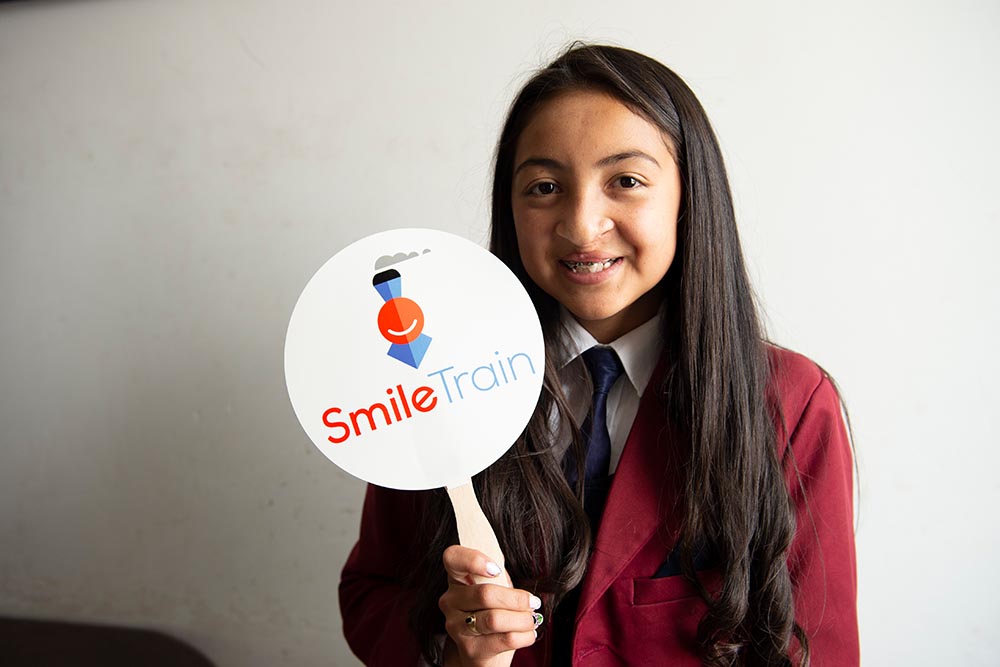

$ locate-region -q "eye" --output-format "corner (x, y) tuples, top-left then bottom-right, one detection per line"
(617, 175), (640, 189)
(528, 181), (559, 196)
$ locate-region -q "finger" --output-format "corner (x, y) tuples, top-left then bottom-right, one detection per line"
(439, 583), (540, 618)
(458, 609), (541, 636)
(440, 583), (525, 618)
(439, 588), (545, 636)
(461, 629), (538, 659)
(442, 545), (503, 584)
(463, 583), (542, 614)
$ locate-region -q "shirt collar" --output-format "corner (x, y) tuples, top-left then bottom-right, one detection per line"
(556, 307), (663, 397)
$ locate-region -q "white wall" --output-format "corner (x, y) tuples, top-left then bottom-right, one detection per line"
(1, 1), (996, 665)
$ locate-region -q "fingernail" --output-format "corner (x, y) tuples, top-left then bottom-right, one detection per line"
(485, 561), (501, 577)
(529, 595), (542, 610)
(533, 629), (538, 640)
(533, 612), (544, 628)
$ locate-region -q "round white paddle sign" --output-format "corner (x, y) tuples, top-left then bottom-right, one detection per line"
(285, 228), (545, 490)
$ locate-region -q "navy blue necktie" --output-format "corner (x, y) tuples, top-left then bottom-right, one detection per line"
(554, 346), (625, 659)
(565, 346), (625, 487)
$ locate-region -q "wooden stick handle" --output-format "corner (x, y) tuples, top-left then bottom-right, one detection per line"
(447, 480), (508, 587)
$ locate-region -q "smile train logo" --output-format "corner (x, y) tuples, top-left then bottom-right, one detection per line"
(373, 268), (432, 368)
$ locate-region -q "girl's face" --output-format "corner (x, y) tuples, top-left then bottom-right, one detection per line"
(511, 89), (682, 343)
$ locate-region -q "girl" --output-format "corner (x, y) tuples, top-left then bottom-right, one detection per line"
(339, 44), (858, 667)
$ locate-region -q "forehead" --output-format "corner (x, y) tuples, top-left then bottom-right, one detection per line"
(515, 89), (673, 162)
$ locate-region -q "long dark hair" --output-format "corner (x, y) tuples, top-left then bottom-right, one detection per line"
(412, 44), (809, 666)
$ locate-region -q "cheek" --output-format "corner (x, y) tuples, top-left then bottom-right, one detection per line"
(656, 228), (679, 274)
(513, 221), (546, 275)
(651, 227), (678, 264)
(630, 218), (679, 275)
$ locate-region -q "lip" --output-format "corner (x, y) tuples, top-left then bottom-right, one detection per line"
(558, 256), (623, 285)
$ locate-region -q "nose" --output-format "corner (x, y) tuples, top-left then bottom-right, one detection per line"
(556, 187), (614, 247)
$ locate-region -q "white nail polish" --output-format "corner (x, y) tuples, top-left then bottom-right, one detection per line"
(485, 561), (501, 576)
(529, 595), (542, 610)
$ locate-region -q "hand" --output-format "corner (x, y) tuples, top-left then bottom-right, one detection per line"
(438, 545), (542, 667)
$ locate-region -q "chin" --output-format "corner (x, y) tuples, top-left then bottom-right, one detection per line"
(565, 302), (624, 326)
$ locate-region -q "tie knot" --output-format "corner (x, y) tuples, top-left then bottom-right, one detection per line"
(582, 346), (624, 396)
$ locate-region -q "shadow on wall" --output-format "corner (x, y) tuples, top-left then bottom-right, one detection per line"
(0, 616), (215, 666)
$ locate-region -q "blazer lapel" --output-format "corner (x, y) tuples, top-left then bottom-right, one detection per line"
(575, 362), (685, 619)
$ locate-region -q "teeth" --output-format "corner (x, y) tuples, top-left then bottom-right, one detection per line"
(564, 259), (616, 273)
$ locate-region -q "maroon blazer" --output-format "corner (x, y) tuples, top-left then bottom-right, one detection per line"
(339, 347), (859, 665)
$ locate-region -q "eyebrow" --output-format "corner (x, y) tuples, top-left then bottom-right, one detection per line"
(597, 150), (661, 168)
(513, 150), (660, 176)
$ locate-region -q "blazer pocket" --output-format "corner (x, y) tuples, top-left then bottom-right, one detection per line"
(632, 569), (722, 606)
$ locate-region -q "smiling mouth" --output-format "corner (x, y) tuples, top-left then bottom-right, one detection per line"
(560, 258), (621, 274)
(387, 319), (418, 337)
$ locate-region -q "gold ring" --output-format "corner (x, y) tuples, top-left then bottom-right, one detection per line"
(465, 613), (481, 635)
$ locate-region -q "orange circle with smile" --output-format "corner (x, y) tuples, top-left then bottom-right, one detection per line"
(378, 298), (425, 344)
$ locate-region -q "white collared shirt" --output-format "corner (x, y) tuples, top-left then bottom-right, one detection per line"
(553, 308), (663, 473)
